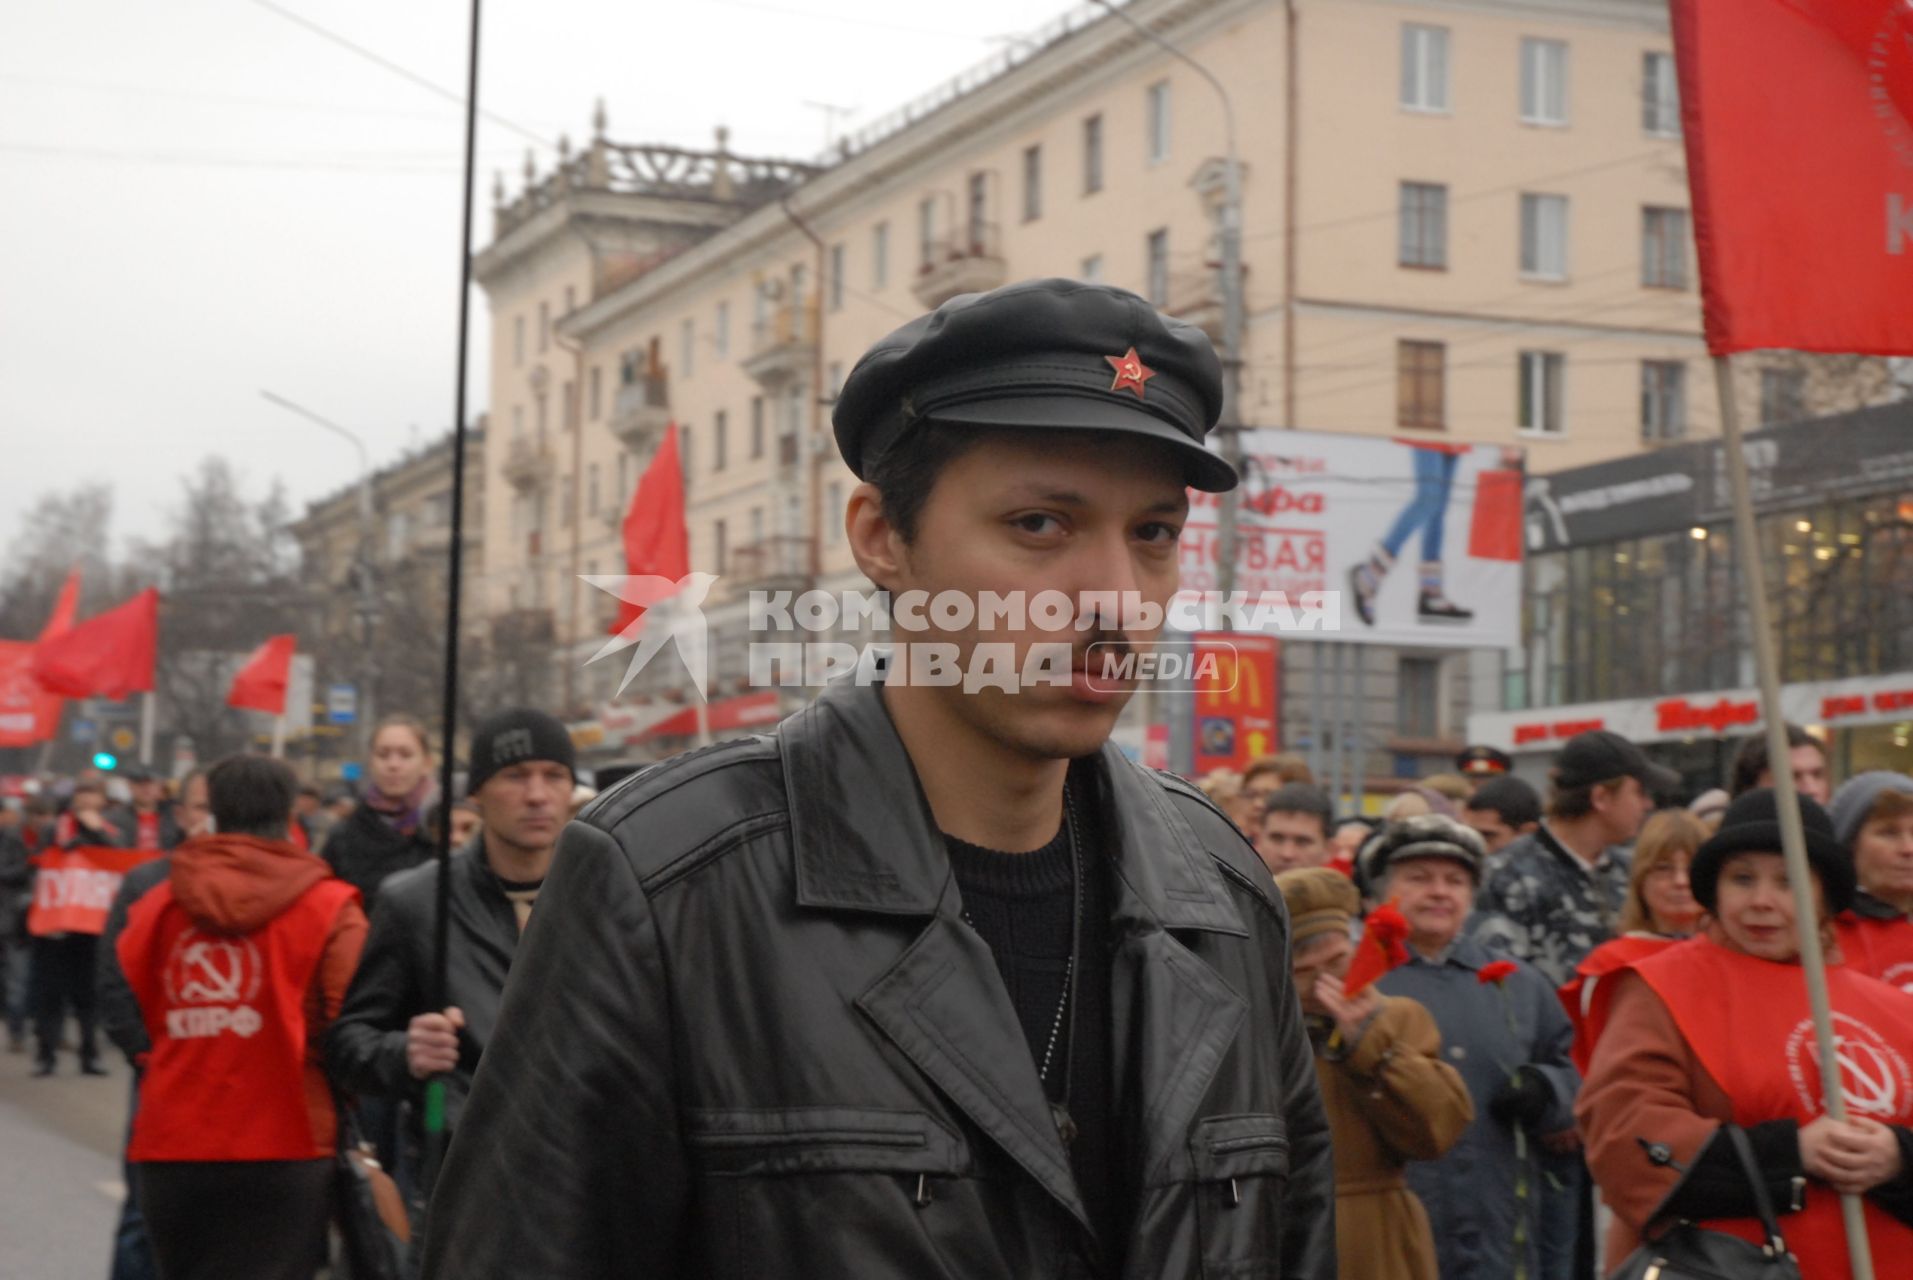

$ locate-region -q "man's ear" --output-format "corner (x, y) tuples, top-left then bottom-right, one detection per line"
(846, 481), (905, 591)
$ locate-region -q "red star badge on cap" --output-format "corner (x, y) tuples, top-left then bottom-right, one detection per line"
(1105, 347), (1155, 399)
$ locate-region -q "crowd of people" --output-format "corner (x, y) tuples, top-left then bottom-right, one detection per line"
(1192, 726), (1913, 1279)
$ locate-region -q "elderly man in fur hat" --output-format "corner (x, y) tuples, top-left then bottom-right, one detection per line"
(1277, 866), (1474, 1280)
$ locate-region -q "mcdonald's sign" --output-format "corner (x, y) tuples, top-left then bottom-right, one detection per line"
(1192, 633), (1279, 775)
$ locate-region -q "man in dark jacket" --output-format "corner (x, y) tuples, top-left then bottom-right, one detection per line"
(325, 709), (574, 1201)
(107, 768), (183, 853)
(424, 280), (1335, 1278)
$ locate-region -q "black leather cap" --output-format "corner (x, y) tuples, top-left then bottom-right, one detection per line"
(832, 278), (1237, 492)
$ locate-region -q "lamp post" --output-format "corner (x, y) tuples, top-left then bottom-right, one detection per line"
(261, 389), (380, 758)
(1089, 0), (1245, 603)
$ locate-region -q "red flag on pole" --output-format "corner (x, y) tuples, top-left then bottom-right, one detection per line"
(31, 587), (159, 699)
(1674, 0), (1913, 354)
(227, 634), (297, 715)
(608, 422), (691, 636)
(0, 569), (81, 747)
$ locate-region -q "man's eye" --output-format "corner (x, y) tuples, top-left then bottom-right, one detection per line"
(1136, 522), (1182, 544)
(1011, 513), (1063, 535)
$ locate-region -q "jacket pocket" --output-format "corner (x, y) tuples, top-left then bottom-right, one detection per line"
(1191, 1114), (1290, 1279)
(686, 1106), (972, 1280)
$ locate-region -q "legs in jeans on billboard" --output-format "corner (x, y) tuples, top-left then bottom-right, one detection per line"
(1347, 448), (1473, 625)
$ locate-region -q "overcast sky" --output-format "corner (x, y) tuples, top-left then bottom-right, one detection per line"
(1, 0), (1084, 569)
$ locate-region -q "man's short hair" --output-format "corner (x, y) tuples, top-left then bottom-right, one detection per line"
(1243, 753), (1314, 788)
(865, 421), (985, 546)
(1260, 783), (1333, 838)
(1464, 776), (1543, 829)
(206, 754), (297, 840)
(70, 780), (106, 800)
(1728, 723), (1823, 797)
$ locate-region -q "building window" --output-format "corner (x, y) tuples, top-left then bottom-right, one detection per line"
(1080, 254), (1103, 283)
(715, 301), (730, 358)
(1398, 656), (1441, 738)
(1397, 340), (1446, 431)
(511, 405), (523, 439)
(751, 396), (765, 458)
(563, 380), (576, 430)
(588, 367), (601, 420)
(1520, 38), (1569, 125)
(1641, 361), (1687, 442)
(1145, 229), (1169, 306)
(1519, 351), (1566, 435)
(714, 410), (728, 471)
(1022, 145), (1042, 222)
(713, 519), (727, 574)
(828, 243), (845, 311)
(918, 197), (937, 270)
(872, 221), (889, 289)
(587, 462), (600, 515)
(966, 172), (989, 252)
(1400, 24), (1450, 112)
(538, 300), (550, 353)
(680, 424), (693, 486)
(513, 315), (525, 366)
(1399, 182), (1448, 269)
(1146, 80), (1171, 164)
(1520, 193), (1569, 279)
(1642, 207), (1689, 288)
(751, 506), (764, 544)
(1760, 367), (1807, 426)
(561, 474), (575, 527)
(618, 453), (629, 502)
(1642, 51), (1680, 136)
(1083, 113), (1104, 194)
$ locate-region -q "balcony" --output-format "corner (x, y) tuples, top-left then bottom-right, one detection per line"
(1166, 266), (1229, 344)
(725, 535), (814, 595)
(741, 303), (818, 389)
(609, 372), (670, 453)
(911, 222), (1006, 309)
(502, 437), (554, 492)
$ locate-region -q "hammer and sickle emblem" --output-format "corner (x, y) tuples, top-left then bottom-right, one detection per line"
(1836, 1035), (1900, 1118)
(177, 939), (247, 1004)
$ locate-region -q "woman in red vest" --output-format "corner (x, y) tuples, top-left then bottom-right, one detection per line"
(118, 754), (367, 1280)
(1830, 772), (1913, 995)
(1577, 789), (1913, 1278)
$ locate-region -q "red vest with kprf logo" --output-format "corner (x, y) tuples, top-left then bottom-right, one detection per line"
(1835, 911), (1913, 998)
(118, 877), (358, 1162)
(1629, 937), (1913, 1278)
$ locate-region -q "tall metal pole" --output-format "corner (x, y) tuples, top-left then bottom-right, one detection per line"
(1714, 355), (1874, 1278)
(1091, 1), (1244, 604)
(261, 389), (380, 758)
(422, 0), (485, 1199)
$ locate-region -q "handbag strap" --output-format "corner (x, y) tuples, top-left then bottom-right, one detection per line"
(1722, 1123), (1789, 1252)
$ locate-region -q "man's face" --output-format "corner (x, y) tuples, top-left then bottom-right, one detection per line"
(1757, 745), (1831, 808)
(1461, 805), (1527, 855)
(132, 779), (162, 810)
(70, 788), (106, 818)
(1593, 775), (1654, 844)
(473, 761), (571, 856)
(856, 433), (1189, 762)
(177, 776), (211, 838)
(449, 807), (483, 847)
(1255, 809), (1328, 876)
(1292, 932), (1352, 1017)
(1388, 858), (1476, 948)
(295, 793), (320, 817)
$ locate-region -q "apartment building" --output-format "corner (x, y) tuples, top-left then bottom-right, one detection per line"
(473, 0), (1893, 771)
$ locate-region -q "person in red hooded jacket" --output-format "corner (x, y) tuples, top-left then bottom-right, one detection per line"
(117, 753), (367, 1280)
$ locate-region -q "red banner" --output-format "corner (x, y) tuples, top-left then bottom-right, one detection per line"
(1675, 0), (1913, 354)
(27, 846), (160, 937)
(1192, 633), (1280, 775)
(32, 587), (159, 699)
(227, 634), (297, 715)
(0, 570), (81, 747)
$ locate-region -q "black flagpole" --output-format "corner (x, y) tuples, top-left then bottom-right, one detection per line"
(423, 0), (483, 1198)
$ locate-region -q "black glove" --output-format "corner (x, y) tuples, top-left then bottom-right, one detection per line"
(1489, 1065), (1554, 1130)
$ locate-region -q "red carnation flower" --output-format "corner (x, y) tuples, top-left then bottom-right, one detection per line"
(1477, 959), (1519, 986)
(1341, 902), (1412, 997)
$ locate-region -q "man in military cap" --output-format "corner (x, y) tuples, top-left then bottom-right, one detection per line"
(427, 280), (1335, 1278)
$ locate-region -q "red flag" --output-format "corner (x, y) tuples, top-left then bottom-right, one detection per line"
(0, 569), (81, 746)
(227, 634), (297, 714)
(1674, 0), (1913, 354)
(31, 587), (159, 699)
(608, 422), (691, 636)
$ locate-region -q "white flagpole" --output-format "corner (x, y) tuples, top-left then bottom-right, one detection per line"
(139, 691), (155, 766)
(270, 713), (287, 759)
(1714, 354), (1874, 1278)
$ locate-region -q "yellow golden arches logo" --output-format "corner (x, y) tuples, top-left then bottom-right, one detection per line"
(1197, 643), (1258, 710)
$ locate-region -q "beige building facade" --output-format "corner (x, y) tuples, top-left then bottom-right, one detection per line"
(472, 0), (1894, 773)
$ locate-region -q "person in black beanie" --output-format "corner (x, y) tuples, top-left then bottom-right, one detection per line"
(326, 708), (575, 1223)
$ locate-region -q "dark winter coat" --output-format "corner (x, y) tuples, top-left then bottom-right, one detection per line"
(320, 800), (435, 914)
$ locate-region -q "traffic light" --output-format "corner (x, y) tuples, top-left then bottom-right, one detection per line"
(92, 751), (118, 771)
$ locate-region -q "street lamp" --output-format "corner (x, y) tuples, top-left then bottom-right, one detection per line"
(261, 389), (380, 759)
(1089, 0), (1246, 601)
